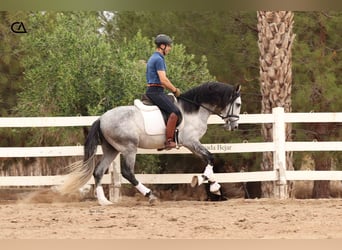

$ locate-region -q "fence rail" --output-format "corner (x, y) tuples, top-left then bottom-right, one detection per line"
(0, 107), (341, 200)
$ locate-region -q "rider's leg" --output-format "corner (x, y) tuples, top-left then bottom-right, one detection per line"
(165, 112), (178, 149)
(146, 89), (181, 150)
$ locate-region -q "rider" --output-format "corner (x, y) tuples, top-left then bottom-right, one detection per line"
(145, 34), (182, 150)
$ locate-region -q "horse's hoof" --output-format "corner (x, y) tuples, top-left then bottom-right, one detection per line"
(211, 189), (221, 196)
(148, 193), (158, 205)
(95, 186), (113, 206)
(98, 199), (113, 206)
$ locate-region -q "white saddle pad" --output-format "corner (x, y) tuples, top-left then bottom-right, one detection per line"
(134, 99), (166, 135)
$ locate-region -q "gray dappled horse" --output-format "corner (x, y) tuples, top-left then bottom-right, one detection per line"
(58, 82), (241, 205)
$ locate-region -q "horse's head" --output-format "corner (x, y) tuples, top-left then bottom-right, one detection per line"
(222, 84), (241, 131)
(179, 82), (242, 130)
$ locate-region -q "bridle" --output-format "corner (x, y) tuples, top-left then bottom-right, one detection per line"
(222, 93), (240, 121)
(178, 93), (240, 121)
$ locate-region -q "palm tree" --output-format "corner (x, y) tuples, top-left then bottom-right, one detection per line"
(257, 11), (295, 198)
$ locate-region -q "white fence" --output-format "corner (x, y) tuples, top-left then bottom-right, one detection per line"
(0, 107), (341, 200)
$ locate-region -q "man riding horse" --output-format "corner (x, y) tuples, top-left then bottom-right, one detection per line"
(57, 34), (242, 206)
(145, 34), (182, 150)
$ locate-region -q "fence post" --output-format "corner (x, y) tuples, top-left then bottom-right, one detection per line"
(109, 155), (121, 202)
(272, 107), (287, 199)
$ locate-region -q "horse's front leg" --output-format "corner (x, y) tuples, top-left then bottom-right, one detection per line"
(185, 141), (221, 195)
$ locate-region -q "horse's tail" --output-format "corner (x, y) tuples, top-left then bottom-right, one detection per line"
(58, 119), (101, 195)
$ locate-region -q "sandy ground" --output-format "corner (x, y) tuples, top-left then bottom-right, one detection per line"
(1, 190), (342, 239)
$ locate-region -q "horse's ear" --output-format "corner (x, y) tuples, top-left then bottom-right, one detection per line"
(235, 84), (241, 93)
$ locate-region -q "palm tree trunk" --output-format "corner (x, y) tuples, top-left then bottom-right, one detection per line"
(257, 11), (295, 198)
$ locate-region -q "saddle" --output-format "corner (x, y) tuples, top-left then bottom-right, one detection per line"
(141, 94), (175, 106)
(134, 94), (183, 136)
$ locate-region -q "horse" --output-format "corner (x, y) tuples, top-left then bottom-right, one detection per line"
(58, 82), (242, 205)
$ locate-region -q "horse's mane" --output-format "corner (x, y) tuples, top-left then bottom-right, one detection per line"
(179, 82), (235, 114)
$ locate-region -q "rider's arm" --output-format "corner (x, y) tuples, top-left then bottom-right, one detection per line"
(157, 70), (177, 93)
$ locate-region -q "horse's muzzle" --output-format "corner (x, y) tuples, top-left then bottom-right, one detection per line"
(223, 122), (238, 131)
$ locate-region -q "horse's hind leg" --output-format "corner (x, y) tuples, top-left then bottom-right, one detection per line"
(93, 141), (119, 206)
(121, 149), (157, 204)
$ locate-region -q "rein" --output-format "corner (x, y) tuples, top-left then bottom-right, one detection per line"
(178, 94), (240, 120)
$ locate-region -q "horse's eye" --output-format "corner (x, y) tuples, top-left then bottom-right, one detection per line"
(236, 103), (241, 107)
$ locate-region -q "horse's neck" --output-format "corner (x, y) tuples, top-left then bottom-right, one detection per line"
(181, 106), (212, 124)
(179, 106), (212, 141)
(198, 107), (212, 121)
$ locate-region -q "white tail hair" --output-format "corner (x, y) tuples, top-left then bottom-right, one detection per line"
(57, 155), (96, 195)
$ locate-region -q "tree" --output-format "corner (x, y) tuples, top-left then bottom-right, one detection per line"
(0, 11), (29, 150)
(0, 11), (26, 117)
(292, 12), (342, 198)
(17, 12), (113, 117)
(257, 11), (295, 198)
(12, 11), (115, 150)
(18, 12), (215, 118)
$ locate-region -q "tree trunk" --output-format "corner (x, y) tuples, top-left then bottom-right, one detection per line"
(312, 152), (331, 198)
(309, 123), (334, 198)
(257, 11), (295, 198)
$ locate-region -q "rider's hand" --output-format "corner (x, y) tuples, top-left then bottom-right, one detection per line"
(173, 88), (181, 97)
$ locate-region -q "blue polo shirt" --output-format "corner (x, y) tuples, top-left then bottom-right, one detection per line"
(146, 52), (166, 84)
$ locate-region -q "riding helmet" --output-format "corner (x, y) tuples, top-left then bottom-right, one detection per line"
(154, 34), (173, 47)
